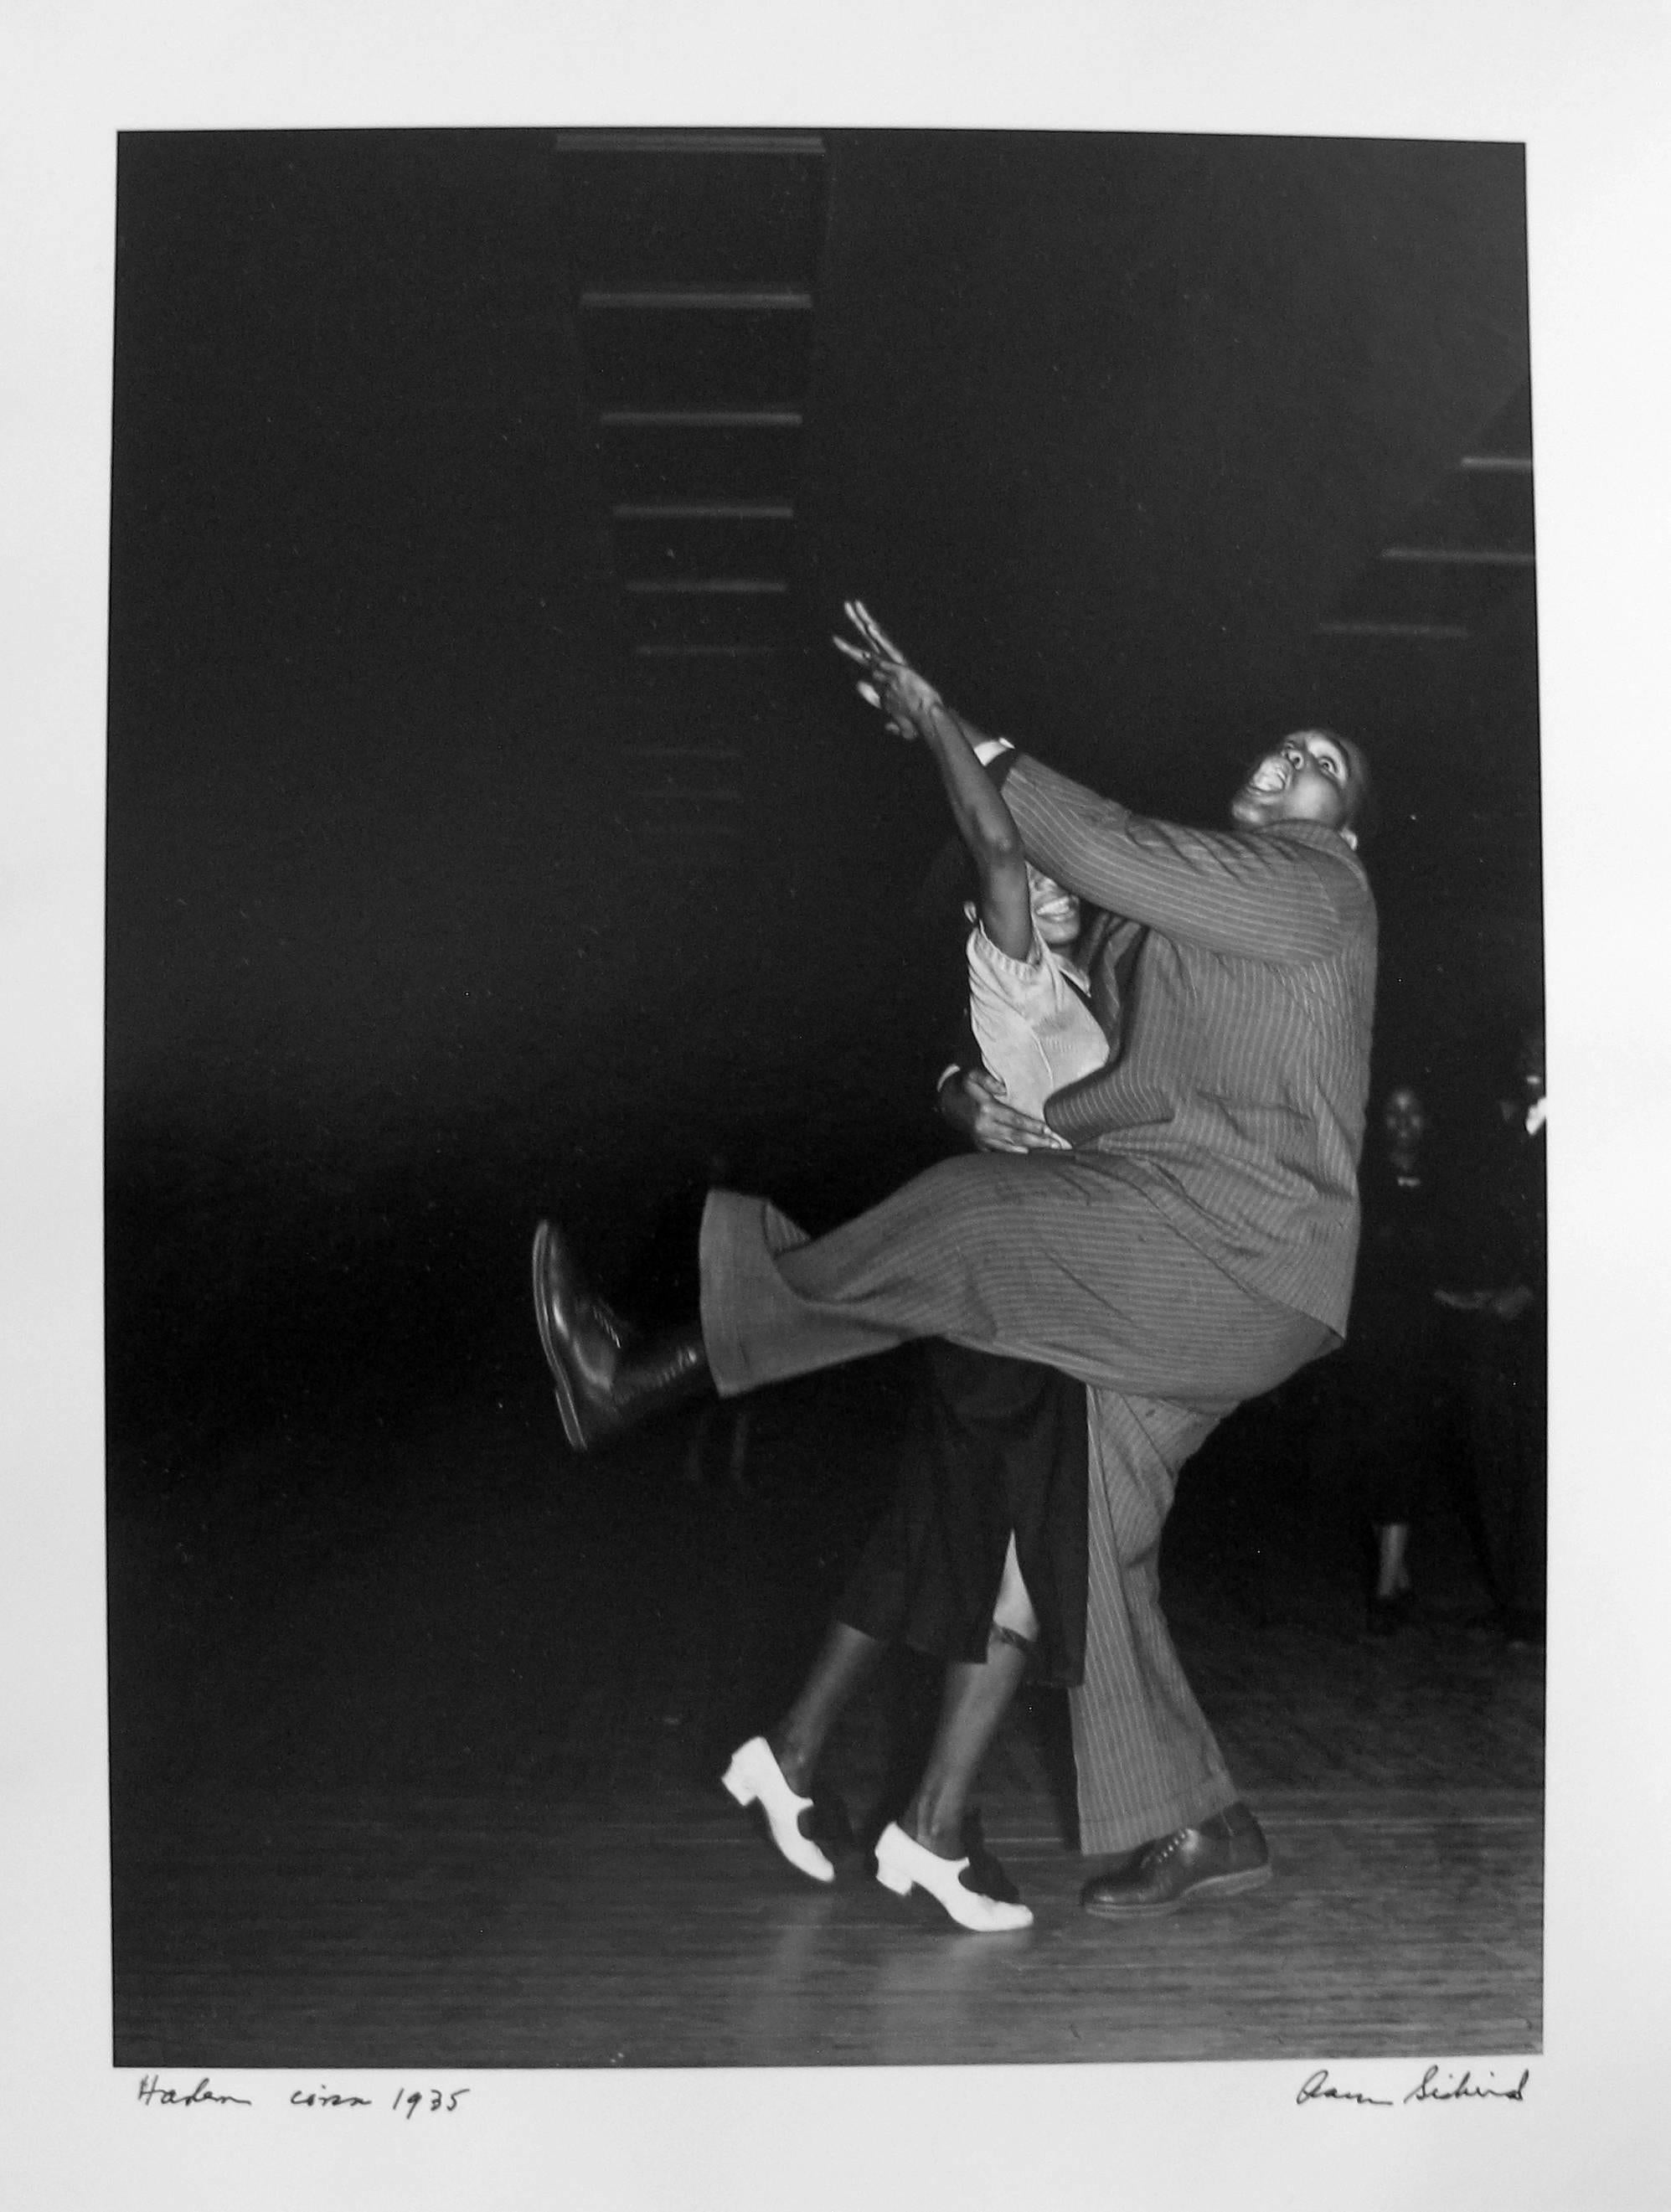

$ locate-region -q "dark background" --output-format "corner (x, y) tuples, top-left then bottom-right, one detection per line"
(105, 126), (1539, 1501)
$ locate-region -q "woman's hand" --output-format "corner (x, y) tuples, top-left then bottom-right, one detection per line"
(939, 1069), (1071, 1154)
(833, 599), (943, 739)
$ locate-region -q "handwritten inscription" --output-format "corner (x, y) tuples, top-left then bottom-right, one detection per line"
(394, 2086), (471, 2118)
(1297, 2064), (1530, 2108)
(136, 2075), (254, 2108)
(134, 2075), (470, 2117)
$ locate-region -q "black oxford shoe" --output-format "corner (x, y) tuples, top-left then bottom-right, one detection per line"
(532, 1220), (627, 1449)
(532, 1221), (711, 1451)
(1080, 1801), (1271, 1921)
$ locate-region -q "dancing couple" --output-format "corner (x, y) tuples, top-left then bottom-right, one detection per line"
(534, 602), (1378, 1931)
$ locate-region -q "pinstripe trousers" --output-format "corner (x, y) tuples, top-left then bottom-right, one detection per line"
(1075, 1390), (1232, 1851)
(699, 1157), (1334, 1854)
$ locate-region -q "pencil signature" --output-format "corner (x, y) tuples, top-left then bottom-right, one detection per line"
(1297, 2065), (1530, 2108)
(1404, 2065), (1530, 2104)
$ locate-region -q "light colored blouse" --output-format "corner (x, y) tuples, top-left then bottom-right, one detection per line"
(966, 919), (1111, 1122)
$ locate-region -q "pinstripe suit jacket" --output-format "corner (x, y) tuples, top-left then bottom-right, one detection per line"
(995, 753), (1378, 1336)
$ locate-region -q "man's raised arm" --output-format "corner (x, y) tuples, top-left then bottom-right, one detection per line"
(999, 755), (1364, 964)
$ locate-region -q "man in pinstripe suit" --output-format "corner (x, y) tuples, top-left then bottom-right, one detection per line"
(534, 631), (1377, 1921)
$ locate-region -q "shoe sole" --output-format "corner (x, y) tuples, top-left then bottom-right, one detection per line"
(1081, 1861), (1273, 1921)
(874, 1874), (1034, 1933)
(531, 1225), (589, 1452)
(874, 1829), (1033, 1933)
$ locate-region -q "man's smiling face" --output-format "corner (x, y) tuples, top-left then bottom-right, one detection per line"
(1230, 730), (1359, 843)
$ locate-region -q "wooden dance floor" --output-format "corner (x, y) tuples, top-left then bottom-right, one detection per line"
(110, 1358), (1543, 2068)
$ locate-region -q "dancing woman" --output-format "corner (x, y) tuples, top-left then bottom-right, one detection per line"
(534, 604), (1378, 1925)
(723, 630), (1115, 1930)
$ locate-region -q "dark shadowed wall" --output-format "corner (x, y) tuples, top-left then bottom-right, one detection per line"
(106, 130), (1538, 1465)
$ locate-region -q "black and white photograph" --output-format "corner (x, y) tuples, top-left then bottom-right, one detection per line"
(103, 121), (1545, 2070)
(5, 6), (1669, 2209)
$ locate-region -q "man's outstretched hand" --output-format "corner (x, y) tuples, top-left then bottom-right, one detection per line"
(833, 598), (943, 737)
(940, 1068), (1071, 1154)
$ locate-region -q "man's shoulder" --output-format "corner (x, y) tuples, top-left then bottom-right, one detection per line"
(1252, 822), (1375, 904)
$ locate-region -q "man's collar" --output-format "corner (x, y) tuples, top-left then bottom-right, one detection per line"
(1242, 817), (1365, 860)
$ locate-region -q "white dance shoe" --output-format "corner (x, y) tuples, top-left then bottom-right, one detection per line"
(873, 1821), (1034, 1932)
(721, 1737), (836, 1884)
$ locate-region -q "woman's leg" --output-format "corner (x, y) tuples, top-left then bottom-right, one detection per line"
(1374, 1519), (1412, 1600)
(899, 1537), (1037, 1858)
(765, 1341), (1060, 1813)
(766, 1622), (886, 1795)
(1363, 1359), (1427, 1629)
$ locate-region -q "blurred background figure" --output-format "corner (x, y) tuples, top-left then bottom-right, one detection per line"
(1312, 1081), (1461, 1635)
(1437, 1020), (1547, 1647)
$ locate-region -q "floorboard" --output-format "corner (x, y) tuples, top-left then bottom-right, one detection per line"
(110, 1359), (1543, 2067)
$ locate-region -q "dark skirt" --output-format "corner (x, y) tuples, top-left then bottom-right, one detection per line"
(833, 1339), (1089, 1688)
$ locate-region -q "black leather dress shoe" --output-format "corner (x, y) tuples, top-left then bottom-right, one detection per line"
(1080, 1801), (1271, 1921)
(531, 1220), (711, 1451)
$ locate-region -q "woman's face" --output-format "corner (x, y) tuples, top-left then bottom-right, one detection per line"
(1028, 868), (1082, 948)
(1382, 1085), (1429, 1152)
